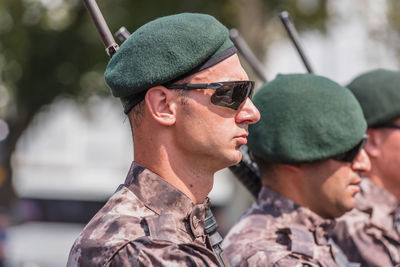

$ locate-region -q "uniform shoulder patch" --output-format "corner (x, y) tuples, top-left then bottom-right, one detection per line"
(277, 226), (315, 258)
(144, 214), (194, 244)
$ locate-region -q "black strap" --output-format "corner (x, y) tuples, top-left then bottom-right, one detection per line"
(204, 209), (231, 267)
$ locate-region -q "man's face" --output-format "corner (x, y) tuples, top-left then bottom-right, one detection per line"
(172, 54), (260, 171)
(301, 148), (371, 218)
(371, 118), (400, 195)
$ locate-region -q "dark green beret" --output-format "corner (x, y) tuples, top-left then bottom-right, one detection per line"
(347, 69), (400, 128)
(248, 74), (367, 164)
(104, 13), (236, 113)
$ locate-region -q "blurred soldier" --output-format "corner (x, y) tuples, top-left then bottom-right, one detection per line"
(67, 13), (260, 266)
(331, 69), (400, 267)
(222, 74), (370, 266)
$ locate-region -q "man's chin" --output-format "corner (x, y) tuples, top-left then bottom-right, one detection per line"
(222, 151), (242, 168)
(337, 202), (356, 217)
(233, 150), (243, 164)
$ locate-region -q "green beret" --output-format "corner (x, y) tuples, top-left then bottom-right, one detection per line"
(104, 13), (235, 113)
(248, 74), (367, 164)
(347, 69), (400, 127)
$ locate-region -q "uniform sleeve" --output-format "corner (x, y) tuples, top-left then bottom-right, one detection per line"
(109, 238), (220, 267)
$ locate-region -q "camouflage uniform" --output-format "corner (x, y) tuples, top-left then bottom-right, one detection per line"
(222, 186), (340, 267)
(331, 178), (400, 267)
(67, 162), (220, 266)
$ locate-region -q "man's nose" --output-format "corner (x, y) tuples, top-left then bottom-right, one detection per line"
(352, 149), (371, 172)
(235, 98), (260, 125)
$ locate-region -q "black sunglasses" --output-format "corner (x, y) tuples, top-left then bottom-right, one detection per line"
(165, 81), (254, 110)
(379, 124), (400, 130)
(331, 134), (368, 163)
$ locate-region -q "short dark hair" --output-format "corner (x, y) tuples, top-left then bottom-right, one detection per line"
(128, 100), (146, 130)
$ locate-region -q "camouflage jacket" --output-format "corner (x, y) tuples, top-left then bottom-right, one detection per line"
(67, 162), (220, 267)
(331, 178), (400, 267)
(222, 186), (340, 267)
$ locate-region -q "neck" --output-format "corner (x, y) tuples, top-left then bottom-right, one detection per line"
(134, 138), (214, 205)
(262, 169), (305, 207)
(262, 166), (331, 218)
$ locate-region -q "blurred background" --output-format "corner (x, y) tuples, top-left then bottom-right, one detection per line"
(0, 0), (400, 265)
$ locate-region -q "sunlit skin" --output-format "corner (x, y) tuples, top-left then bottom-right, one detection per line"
(132, 54), (260, 204)
(263, 148), (371, 219)
(364, 117), (400, 201)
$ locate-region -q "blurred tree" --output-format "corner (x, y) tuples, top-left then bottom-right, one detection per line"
(0, 0), (330, 207)
(387, 0), (400, 57)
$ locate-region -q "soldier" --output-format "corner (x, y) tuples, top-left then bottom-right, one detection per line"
(222, 73), (371, 266)
(67, 13), (260, 266)
(331, 69), (400, 267)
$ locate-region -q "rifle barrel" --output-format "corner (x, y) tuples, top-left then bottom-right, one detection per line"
(279, 11), (314, 74)
(82, 0), (119, 57)
(229, 29), (268, 82)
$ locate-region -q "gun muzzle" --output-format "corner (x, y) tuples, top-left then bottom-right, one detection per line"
(279, 11), (314, 74)
(115, 27), (131, 43)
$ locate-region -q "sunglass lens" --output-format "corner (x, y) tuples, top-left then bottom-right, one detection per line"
(332, 135), (368, 163)
(343, 145), (361, 162)
(210, 82), (254, 110)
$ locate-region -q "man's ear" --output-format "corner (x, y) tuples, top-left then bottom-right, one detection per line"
(145, 86), (178, 126)
(365, 129), (382, 158)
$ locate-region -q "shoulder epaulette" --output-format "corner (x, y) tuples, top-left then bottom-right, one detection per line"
(277, 226), (314, 258)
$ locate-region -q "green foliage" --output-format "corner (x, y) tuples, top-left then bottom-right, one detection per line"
(0, 0), (246, 117)
(0, 0), (332, 118)
(388, 0), (400, 27)
(1, 0), (104, 114)
(0, 0), (331, 205)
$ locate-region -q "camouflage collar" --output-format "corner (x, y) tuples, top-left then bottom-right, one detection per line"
(257, 187), (335, 235)
(123, 162), (210, 222)
(357, 177), (398, 213)
(357, 178), (400, 236)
